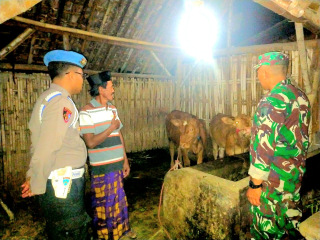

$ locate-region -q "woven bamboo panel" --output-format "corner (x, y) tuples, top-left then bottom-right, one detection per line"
(0, 73), (51, 189)
(177, 55), (263, 131)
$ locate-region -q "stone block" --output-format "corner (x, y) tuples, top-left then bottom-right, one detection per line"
(299, 211), (320, 240)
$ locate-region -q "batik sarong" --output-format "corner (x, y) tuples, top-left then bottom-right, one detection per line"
(91, 170), (130, 240)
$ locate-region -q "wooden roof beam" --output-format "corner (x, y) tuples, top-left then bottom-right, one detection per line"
(10, 16), (181, 52)
(0, 63), (177, 80)
(0, 63), (100, 75)
(254, 0), (320, 34)
(212, 39), (320, 57)
(0, 28), (35, 60)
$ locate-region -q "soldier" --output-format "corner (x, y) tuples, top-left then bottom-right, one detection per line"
(246, 52), (311, 239)
(21, 50), (91, 239)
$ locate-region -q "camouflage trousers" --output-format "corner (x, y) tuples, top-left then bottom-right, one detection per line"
(250, 185), (303, 240)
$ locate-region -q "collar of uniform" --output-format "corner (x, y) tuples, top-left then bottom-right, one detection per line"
(50, 83), (71, 97)
(270, 78), (291, 93)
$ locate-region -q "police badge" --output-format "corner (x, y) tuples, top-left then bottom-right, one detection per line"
(80, 57), (87, 67)
(63, 107), (72, 123)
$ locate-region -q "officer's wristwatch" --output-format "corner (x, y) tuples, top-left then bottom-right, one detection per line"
(249, 180), (262, 189)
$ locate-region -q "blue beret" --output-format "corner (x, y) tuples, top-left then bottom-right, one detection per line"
(87, 71), (111, 87)
(44, 50), (87, 68)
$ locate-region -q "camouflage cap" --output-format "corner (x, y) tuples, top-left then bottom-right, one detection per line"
(254, 52), (289, 69)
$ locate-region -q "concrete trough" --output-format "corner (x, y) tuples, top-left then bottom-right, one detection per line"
(163, 154), (251, 240)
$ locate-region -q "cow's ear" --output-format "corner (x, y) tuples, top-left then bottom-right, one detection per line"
(221, 117), (234, 125)
(171, 119), (181, 127)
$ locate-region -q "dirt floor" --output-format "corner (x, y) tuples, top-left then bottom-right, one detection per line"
(0, 149), (319, 240)
(0, 149), (173, 240)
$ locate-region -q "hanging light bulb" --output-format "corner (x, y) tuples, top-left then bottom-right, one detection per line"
(178, 0), (218, 61)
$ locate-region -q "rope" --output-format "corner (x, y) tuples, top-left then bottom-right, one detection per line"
(157, 152), (183, 240)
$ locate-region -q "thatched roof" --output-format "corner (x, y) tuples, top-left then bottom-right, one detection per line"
(0, 0), (319, 75)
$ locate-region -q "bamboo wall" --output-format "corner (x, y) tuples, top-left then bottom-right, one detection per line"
(176, 50), (319, 135)
(177, 54), (264, 130)
(0, 72), (175, 190)
(0, 49), (319, 191)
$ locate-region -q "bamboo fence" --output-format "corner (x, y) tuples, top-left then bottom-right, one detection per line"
(0, 50), (319, 192)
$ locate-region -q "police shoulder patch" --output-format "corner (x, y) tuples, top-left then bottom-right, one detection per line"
(63, 107), (72, 123)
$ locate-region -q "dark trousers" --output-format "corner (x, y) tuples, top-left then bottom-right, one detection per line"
(39, 176), (91, 240)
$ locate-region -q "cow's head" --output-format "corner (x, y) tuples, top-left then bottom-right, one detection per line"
(170, 117), (202, 149)
(235, 114), (252, 137)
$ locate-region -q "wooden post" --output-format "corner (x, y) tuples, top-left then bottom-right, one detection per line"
(227, 0), (233, 48)
(295, 22), (312, 94)
(63, 34), (70, 50)
(309, 43), (320, 144)
(28, 36), (37, 64)
(175, 57), (182, 110)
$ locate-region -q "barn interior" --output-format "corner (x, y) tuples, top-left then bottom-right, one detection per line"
(0, 0), (320, 239)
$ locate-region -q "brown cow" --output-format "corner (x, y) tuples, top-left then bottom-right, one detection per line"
(165, 110), (207, 167)
(210, 113), (251, 160)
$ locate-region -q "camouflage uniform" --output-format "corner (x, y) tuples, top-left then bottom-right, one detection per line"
(248, 52), (311, 239)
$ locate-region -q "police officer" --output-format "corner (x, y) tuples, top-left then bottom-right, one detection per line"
(21, 50), (91, 239)
(246, 52), (311, 239)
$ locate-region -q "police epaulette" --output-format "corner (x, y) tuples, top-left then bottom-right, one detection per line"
(39, 91), (62, 123)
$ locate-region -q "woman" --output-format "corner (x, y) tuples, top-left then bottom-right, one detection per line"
(79, 71), (136, 240)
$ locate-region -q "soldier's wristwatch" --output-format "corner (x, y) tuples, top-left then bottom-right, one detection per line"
(249, 180), (262, 189)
